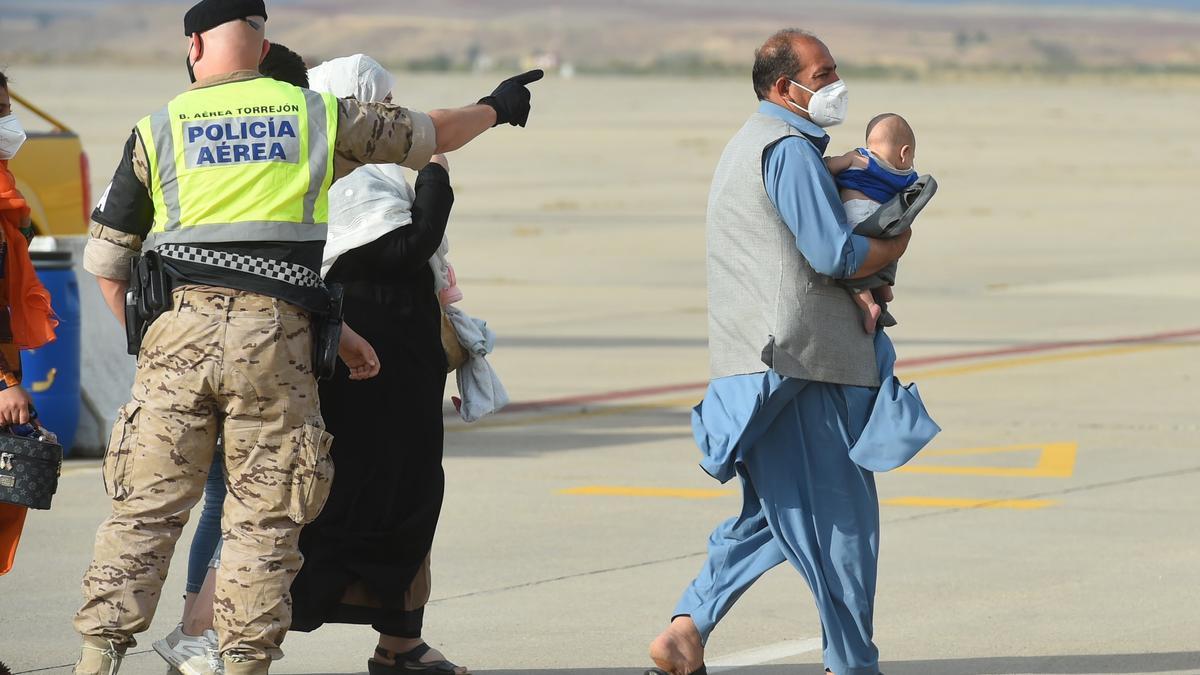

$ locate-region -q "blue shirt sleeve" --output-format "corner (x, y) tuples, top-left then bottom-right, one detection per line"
(762, 136), (869, 279)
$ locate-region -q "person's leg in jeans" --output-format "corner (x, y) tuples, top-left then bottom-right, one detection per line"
(182, 450), (226, 627)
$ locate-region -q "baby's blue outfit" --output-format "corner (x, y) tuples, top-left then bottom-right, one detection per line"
(834, 148), (918, 203)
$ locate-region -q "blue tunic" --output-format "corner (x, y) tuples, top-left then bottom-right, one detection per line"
(694, 331), (940, 484)
(671, 103), (939, 675)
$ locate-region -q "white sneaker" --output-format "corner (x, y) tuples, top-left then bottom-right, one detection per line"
(152, 625), (223, 675)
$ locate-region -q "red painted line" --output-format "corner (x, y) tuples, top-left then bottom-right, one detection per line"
(488, 327), (1200, 415)
(502, 382), (709, 413)
(892, 327), (1200, 369)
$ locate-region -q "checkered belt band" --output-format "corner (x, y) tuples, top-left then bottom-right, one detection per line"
(156, 244), (326, 289)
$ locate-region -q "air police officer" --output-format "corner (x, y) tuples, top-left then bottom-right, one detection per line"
(73, 1), (542, 673)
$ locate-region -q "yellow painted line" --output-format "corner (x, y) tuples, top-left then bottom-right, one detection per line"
(883, 496), (1057, 510)
(898, 441), (1077, 478)
(559, 485), (736, 499)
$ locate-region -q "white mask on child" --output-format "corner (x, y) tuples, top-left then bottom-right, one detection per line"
(0, 114), (27, 160)
(786, 79), (848, 128)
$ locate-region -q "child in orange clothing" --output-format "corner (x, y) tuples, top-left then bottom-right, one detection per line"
(0, 71), (59, 575)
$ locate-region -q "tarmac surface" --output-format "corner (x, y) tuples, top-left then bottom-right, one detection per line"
(1, 71), (1198, 674)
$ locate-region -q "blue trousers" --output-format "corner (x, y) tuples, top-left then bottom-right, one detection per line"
(186, 450), (226, 594)
(675, 382), (881, 675)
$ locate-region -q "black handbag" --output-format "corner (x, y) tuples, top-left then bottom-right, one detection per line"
(0, 421), (63, 511)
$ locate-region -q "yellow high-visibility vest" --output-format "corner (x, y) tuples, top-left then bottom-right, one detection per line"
(137, 76), (338, 250)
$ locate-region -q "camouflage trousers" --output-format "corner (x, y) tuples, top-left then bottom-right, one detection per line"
(74, 286), (334, 662)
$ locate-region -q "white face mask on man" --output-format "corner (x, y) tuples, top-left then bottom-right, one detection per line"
(0, 114), (27, 160)
(786, 78), (849, 128)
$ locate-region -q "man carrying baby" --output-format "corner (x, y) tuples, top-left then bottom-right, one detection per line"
(643, 28), (918, 675)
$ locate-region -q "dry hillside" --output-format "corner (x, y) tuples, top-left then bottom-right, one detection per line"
(1, 0), (1198, 76)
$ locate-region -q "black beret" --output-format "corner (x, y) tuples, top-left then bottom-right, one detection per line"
(184, 0), (268, 36)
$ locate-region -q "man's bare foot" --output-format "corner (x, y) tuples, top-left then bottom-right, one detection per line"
(648, 615), (704, 675)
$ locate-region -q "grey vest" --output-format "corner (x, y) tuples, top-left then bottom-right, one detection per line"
(706, 112), (879, 387)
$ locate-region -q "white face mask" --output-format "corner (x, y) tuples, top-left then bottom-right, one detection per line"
(786, 79), (849, 128)
(0, 114), (27, 160)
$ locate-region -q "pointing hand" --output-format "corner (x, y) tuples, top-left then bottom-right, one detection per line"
(479, 69), (545, 127)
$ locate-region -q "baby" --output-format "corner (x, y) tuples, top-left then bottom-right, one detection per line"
(825, 113), (920, 333)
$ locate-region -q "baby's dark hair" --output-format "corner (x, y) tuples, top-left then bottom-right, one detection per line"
(0, 71), (9, 91)
(866, 113), (916, 148)
(1, 659), (13, 675)
(259, 43), (308, 88)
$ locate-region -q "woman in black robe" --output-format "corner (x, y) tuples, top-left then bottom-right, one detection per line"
(289, 53), (473, 674)
(289, 147), (464, 674)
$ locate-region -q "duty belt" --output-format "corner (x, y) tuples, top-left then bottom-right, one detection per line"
(155, 244), (326, 289)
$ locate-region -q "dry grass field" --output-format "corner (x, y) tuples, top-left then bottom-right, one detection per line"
(3, 1), (1199, 75)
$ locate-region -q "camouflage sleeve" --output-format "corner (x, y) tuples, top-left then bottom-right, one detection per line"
(131, 131), (150, 186)
(84, 130), (150, 281)
(333, 98), (436, 181)
(83, 224), (142, 281)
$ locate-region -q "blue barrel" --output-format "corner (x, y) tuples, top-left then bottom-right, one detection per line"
(25, 251), (82, 456)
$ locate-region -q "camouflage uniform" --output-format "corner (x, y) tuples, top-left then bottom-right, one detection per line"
(75, 70), (435, 669)
(79, 287), (330, 659)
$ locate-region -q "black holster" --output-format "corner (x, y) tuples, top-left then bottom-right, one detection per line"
(312, 283), (344, 380)
(124, 251), (173, 355)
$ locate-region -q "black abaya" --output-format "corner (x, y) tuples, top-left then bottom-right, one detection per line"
(290, 162), (454, 633)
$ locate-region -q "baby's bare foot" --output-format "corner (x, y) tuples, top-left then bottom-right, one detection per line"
(863, 303), (881, 334)
(648, 616), (704, 675)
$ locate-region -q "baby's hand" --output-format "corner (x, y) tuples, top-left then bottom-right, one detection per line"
(824, 152), (853, 175)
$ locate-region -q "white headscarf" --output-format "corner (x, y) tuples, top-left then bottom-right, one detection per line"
(307, 54), (395, 106)
(308, 55), (412, 277)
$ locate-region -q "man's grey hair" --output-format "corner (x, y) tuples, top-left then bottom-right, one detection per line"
(752, 28), (817, 101)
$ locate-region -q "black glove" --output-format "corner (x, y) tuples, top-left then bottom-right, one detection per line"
(478, 69), (544, 127)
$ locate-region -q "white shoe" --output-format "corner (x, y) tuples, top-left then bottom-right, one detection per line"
(152, 625), (223, 675)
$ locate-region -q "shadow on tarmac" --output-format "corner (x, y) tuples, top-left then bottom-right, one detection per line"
(299, 650), (1200, 674)
(445, 405), (691, 458)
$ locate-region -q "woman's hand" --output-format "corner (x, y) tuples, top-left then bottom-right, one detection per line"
(338, 324), (381, 381)
(430, 153), (449, 171)
(0, 385), (33, 426)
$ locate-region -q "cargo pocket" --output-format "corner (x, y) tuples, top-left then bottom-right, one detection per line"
(286, 419), (335, 524)
(102, 404), (140, 501)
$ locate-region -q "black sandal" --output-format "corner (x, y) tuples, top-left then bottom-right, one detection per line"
(369, 644), (466, 674)
(643, 667), (707, 675)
